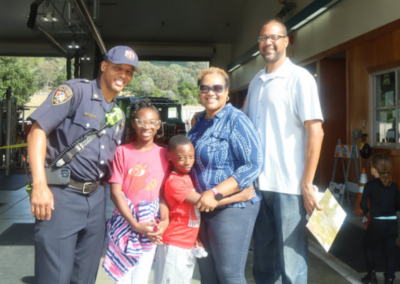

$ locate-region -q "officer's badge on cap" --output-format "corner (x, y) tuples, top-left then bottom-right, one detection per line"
(52, 85), (73, 106)
(104, 46), (141, 73)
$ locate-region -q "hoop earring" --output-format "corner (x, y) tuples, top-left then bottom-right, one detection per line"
(227, 96), (230, 101)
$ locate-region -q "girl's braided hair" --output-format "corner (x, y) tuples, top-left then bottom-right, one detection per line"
(132, 98), (160, 121)
(371, 153), (392, 187)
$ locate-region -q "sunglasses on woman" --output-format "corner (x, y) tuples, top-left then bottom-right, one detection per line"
(199, 84), (226, 94)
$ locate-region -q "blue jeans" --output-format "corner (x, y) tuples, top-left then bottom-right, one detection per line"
(253, 191), (308, 284)
(198, 201), (260, 284)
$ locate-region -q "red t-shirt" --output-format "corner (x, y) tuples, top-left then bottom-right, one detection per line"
(162, 172), (200, 249)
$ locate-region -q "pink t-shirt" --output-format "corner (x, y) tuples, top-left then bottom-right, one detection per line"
(109, 143), (170, 207)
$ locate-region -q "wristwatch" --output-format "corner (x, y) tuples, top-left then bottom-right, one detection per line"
(211, 187), (223, 201)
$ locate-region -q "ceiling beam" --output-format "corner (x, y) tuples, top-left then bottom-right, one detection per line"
(74, 0), (107, 55)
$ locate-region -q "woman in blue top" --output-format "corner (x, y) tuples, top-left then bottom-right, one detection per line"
(188, 67), (264, 283)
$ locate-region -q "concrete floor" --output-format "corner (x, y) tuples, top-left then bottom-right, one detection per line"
(0, 183), (398, 284)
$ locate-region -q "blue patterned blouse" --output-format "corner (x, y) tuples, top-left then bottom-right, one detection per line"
(188, 103), (264, 208)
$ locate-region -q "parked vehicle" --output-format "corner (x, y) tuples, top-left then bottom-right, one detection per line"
(116, 96), (187, 146)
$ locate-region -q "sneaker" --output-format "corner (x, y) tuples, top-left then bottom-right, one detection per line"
(362, 271), (378, 284)
(384, 279), (393, 284)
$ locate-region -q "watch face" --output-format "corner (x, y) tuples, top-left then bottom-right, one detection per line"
(215, 193), (223, 201)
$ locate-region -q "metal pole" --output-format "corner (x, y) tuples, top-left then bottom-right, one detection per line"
(21, 107), (25, 141)
(67, 58), (72, 80)
(74, 50), (80, 78)
(12, 97), (17, 168)
(74, 0), (106, 55)
(5, 87), (12, 176)
(20, 106), (26, 167)
(93, 44), (102, 79)
(0, 99), (3, 166)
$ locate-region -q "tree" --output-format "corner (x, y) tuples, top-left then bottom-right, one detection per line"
(166, 90), (177, 100)
(0, 57), (37, 104)
(54, 73), (67, 86)
(176, 82), (199, 105)
(138, 62), (159, 79)
(34, 60), (60, 89)
(153, 66), (177, 91)
(139, 76), (155, 96)
(180, 72), (196, 85)
(153, 88), (162, 97)
(124, 76), (141, 95)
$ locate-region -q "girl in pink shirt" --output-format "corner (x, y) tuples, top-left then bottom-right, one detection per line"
(103, 98), (170, 284)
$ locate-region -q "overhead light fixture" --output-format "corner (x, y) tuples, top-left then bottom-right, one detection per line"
(41, 12), (58, 22)
(68, 41), (80, 49)
(228, 64), (241, 73)
(290, 8), (328, 31)
(288, 0), (341, 32)
(290, 19), (309, 31)
(306, 7), (328, 21)
(252, 51), (260, 57)
(80, 55), (90, 60)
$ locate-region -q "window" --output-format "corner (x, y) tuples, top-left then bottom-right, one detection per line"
(167, 107), (178, 119)
(371, 69), (400, 148)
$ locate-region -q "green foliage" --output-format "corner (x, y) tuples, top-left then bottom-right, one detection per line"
(153, 88), (162, 97)
(0, 57), (37, 104)
(139, 76), (156, 96)
(1, 57), (205, 106)
(125, 76), (141, 95)
(132, 61), (204, 105)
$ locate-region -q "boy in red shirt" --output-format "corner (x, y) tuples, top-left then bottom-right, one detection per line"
(154, 135), (255, 284)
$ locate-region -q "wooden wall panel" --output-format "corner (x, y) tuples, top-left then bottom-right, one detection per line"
(347, 27), (400, 185)
(316, 59), (347, 189)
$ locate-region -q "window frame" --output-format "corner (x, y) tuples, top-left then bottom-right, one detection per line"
(369, 67), (400, 149)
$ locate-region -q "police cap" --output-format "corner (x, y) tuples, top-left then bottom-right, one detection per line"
(104, 46), (141, 73)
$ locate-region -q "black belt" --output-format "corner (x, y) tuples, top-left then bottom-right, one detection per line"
(69, 179), (100, 194)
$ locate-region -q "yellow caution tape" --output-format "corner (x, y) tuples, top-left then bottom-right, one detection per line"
(0, 143), (27, 149)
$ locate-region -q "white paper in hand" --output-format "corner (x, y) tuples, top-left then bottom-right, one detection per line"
(306, 189), (347, 252)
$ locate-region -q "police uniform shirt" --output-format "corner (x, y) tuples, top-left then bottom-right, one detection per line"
(28, 78), (125, 182)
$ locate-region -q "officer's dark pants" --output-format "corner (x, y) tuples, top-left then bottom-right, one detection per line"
(364, 218), (398, 280)
(34, 183), (106, 284)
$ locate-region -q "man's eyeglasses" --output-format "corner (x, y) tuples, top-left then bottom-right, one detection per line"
(258, 35), (286, 43)
(199, 84), (226, 94)
(134, 119), (161, 128)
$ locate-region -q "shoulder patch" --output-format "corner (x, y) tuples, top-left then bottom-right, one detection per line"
(52, 85), (73, 106)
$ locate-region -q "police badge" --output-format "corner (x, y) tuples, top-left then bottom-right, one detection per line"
(52, 85), (73, 106)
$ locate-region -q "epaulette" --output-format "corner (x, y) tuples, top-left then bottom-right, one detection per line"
(65, 78), (91, 85)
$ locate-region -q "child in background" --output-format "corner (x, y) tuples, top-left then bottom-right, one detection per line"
(154, 135), (256, 284)
(360, 153), (400, 284)
(103, 98), (170, 284)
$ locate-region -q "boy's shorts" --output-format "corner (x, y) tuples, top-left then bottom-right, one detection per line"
(154, 243), (196, 284)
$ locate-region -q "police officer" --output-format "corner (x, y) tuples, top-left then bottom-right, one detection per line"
(27, 46), (140, 284)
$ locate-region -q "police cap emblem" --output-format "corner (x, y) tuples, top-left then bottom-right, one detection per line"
(52, 85), (73, 106)
(125, 50), (135, 60)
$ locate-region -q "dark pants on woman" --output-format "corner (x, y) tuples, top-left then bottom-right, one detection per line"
(197, 201), (260, 284)
(364, 218), (398, 279)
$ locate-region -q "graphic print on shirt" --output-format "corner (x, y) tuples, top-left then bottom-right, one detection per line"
(128, 162), (158, 195)
(188, 192), (201, 227)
